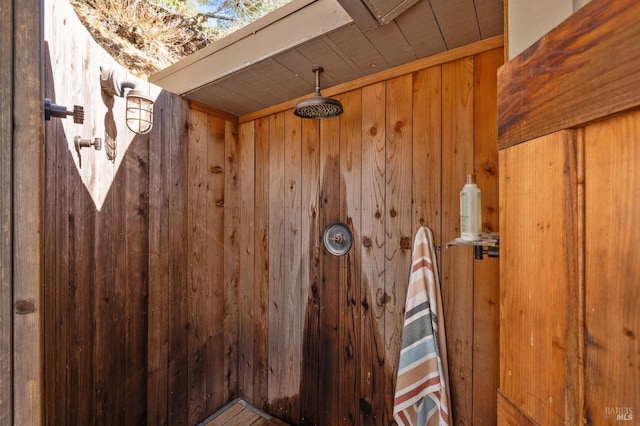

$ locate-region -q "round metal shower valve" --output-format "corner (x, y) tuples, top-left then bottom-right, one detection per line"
(330, 233), (344, 244)
(323, 222), (353, 256)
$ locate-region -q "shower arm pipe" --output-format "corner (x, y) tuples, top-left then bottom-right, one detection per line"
(118, 80), (137, 98)
(314, 67), (322, 96)
(100, 66), (138, 98)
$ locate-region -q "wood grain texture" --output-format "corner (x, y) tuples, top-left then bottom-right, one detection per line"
(359, 82), (387, 426)
(267, 111), (287, 419)
(235, 45), (502, 425)
(411, 65), (442, 257)
(318, 111), (341, 424)
(472, 47), (503, 426)
(300, 117), (320, 425)
(0, 0), (13, 422)
(201, 398), (292, 426)
(43, 54), (72, 426)
(124, 132), (151, 425)
(240, 37), (504, 123)
(384, 74), (413, 424)
(224, 119), (240, 406)
(186, 110), (235, 424)
(338, 90), (362, 425)
(148, 92), (189, 425)
(497, 0), (640, 149)
(281, 109), (302, 421)
(497, 3), (640, 424)
(207, 114), (228, 414)
(237, 121), (256, 401)
(441, 57), (475, 425)
(13, 0), (44, 423)
(499, 131), (577, 425)
(43, 7), (189, 422)
(253, 116), (271, 412)
(42, 2), (238, 424)
(148, 94), (171, 426)
(187, 108), (210, 425)
(584, 110), (640, 424)
(167, 98), (190, 426)
(189, 100), (239, 124)
(39, 10), (502, 422)
(497, 390), (540, 426)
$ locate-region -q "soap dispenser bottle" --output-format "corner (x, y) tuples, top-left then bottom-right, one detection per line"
(460, 174), (482, 241)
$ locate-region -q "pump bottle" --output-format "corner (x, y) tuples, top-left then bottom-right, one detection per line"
(460, 174), (482, 241)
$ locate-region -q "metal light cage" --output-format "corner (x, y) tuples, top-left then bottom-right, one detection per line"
(125, 90), (154, 135)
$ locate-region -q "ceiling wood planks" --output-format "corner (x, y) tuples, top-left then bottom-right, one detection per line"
(326, 23), (390, 74)
(362, 21), (418, 68)
(430, 0), (482, 49)
(167, 0), (504, 117)
(394, 1), (447, 57)
(475, 0), (505, 38)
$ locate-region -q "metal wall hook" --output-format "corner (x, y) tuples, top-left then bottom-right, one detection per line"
(74, 136), (103, 151)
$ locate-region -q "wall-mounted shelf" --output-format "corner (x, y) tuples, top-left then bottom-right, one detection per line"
(446, 232), (500, 260)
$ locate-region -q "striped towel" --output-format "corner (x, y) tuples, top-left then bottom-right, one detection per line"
(393, 227), (451, 426)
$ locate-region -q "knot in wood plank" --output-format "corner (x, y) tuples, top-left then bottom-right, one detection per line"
(400, 236), (411, 250)
(15, 300), (36, 314)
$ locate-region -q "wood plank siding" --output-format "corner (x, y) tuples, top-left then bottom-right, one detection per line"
(199, 398), (291, 426)
(498, 0), (640, 423)
(233, 47), (503, 425)
(41, 1), (502, 424)
(3, 0), (45, 424)
(0, 0), (15, 421)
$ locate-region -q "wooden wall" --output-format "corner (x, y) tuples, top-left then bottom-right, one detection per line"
(2, 0), (45, 424)
(43, 1), (502, 424)
(221, 45), (503, 425)
(498, 0), (640, 423)
(43, 1), (204, 424)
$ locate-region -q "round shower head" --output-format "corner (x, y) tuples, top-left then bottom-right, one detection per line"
(294, 95), (343, 119)
(294, 67), (344, 119)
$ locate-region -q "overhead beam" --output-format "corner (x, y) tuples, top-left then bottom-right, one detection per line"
(336, 0), (378, 30)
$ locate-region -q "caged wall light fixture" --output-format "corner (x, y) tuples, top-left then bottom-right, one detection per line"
(100, 67), (154, 135)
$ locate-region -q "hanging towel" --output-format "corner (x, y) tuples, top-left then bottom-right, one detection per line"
(393, 227), (451, 426)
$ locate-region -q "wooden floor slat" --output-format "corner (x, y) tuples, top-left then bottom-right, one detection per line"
(199, 399), (290, 426)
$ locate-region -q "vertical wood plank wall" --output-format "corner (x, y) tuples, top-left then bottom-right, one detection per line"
(228, 47), (503, 425)
(1, 0), (16, 423)
(583, 110), (640, 424)
(41, 1), (502, 423)
(497, 0), (640, 423)
(498, 110), (640, 425)
(3, 0), (44, 424)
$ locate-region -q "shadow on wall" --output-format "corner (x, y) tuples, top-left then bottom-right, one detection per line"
(43, 38), (186, 424)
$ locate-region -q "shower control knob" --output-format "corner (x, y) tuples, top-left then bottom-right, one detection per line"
(323, 222), (353, 256)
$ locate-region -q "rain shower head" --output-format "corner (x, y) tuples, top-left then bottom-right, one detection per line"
(294, 66), (343, 119)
